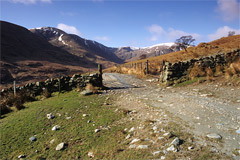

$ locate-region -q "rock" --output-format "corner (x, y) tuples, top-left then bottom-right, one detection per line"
(152, 150), (161, 155)
(83, 114), (88, 117)
(206, 133), (222, 139)
(137, 145), (148, 149)
(129, 144), (136, 149)
(80, 90), (93, 96)
(188, 146), (194, 150)
(88, 151), (94, 158)
(95, 129), (101, 133)
(153, 126), (158, 131)
(87, 120), (92, 123)
(66, 116), (71, 120)
(163, 132), (170, 136)
(125, 134), (131, 139)
(56, 142), (65, 151)
(50, 139), (55, 144)
(130, 138), (140, 144)
(52, 125), (60, 131)
(47, 113), (55, 119)
(129, 127), (135, 132)
(236, 128), (240, 134)
(56, 113), (61, 117)
(166, 145), (177, 152)
(170, 137), (180, 146)
(29, 136), (37, 142)
(236, 100), (240, 103)
(18, 155), (26, 159)
(161, 156), (166, 159)
(158, 137), (164, 140)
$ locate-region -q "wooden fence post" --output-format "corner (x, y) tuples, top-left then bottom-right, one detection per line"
(98, 64), (103, 86)
(146, 60), (149, 74)
(13, 80), (16, 96)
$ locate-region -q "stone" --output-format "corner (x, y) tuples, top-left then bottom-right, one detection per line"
(166, 145), (177, 152)
(52, 125), (60, 131)
(29, 136), (37, 142)
(47, 113), (55, 119)
(170, 137), (180, 146)
(206, 133), (222, 139)
(66, 116), (71, 120)
(188, 146), (194, 150)
(152, 150), (161, 155)
(83, 114), (88, 117)
(130, 138), (140, 144)
(236, 128), (240, 134)
(158, 137), (164, 140)
(18, 155), (26, 159)
(129, 127), (135, 132)
(50, 139), (55, 144)
(56, 142), (65, 151)
(87, 120), (92, 123)
(163, 132), (170, 136)
(88, 151), (94, 158)
(153, 126), (158, 131)
(137, 145), (148, 149)
(236, 100), (240, 103)
(125, 134), (131, 139)
(129, 144), (136, 149)
(161, 156), (166, 159)
(80, 90), (93, 96)
(95, 129), (101, 133)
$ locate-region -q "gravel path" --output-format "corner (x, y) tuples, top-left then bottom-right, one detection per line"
(103, 73), (240, 159)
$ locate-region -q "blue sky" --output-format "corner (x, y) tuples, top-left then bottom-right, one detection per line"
(1, 0), (240, 47)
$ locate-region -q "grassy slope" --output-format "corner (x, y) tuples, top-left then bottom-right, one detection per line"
(122, 35), (240, 65)
(0, 91), (149, 160)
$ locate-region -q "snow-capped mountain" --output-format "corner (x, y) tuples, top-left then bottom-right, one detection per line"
(30, 27), (123, 65)
(114, 42), (180, 62)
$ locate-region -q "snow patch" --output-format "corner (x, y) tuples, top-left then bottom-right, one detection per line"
(58, 34), (68, 45)
(84, 39), (88, 47)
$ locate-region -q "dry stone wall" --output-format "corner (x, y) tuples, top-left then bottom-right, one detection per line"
(1, 73), (103, 96)
(159, 49), (240, 85)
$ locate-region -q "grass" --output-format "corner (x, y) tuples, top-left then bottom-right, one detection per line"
(0, 91), (149, 160)
(174, 77), (204, 87)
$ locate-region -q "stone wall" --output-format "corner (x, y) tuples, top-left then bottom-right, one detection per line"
(1, 73), (103, 96)
(159, 49), (240, 85)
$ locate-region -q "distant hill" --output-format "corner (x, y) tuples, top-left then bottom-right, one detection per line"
(0, 21), (122, 86)
(114, 43), (180, 62)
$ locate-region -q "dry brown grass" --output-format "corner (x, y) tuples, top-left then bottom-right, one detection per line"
(205, 67), (214, 81)
(85, 83), (98, 93)
(188, 65), (205, 80)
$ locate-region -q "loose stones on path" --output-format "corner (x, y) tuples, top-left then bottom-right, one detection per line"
(206, 133), (222, 139)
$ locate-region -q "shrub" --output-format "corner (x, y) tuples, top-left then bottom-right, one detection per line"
(206, 67), (214, 81)
(0, 103), (12, 116)
(188, 65), (205, 80)
(13, 100), (25, 110)
(42, 89), (52, 98)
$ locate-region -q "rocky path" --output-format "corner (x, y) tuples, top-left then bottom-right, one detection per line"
(103, 73), (240, 159)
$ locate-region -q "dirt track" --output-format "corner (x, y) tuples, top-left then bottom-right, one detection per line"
(103, 73), (240, 159)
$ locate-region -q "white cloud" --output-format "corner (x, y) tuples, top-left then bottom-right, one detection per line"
(147, 24), (201, 42)
(148, 24), (166, 41)
(208, 26), (240, 41)
(10, 0), (51, 4)
(95, 36), (109, 41)
(57, 23), (82, 36)
(216, 0), (240, 22)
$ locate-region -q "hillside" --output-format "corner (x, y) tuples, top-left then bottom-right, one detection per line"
(0, 21), (122, 87)
(126, 34), (240, 64)
(30, 27), (122, 66)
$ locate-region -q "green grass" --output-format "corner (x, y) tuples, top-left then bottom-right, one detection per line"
(0, 91), (148, 160)
(174, 77), (205, 87)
